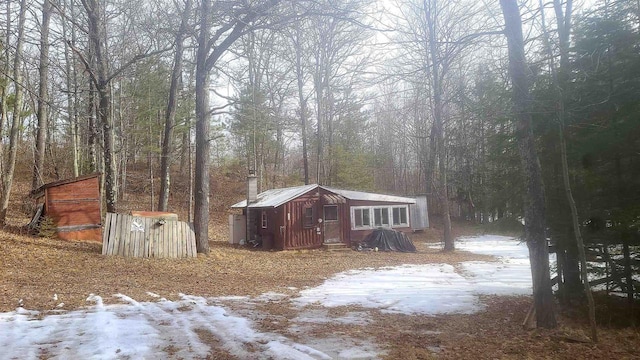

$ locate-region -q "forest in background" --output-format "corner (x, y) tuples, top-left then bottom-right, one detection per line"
(0, 0), (639, 331)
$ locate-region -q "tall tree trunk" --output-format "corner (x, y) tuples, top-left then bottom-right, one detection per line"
(315, 85), (325, 184)
(0, 1), (11, 173)
(194, 0), (212, 254)
(83, 0), (117, 212)
(188, 125), (193, 223)
(192, 0), (274, 252)
(500, 0), (557, 329)
(541, 0), (596, 341)
(424, 0), (453, 250)
(313, 26), (330, 186)
(63, 0), (80, 177)
(559, 123), (597, 341)
(0, 0), (28, 224)
(118, 80), (127, 199)
(33, 0), (52, 190)
(158, 0), (192, 212)
(87, 74), (97, 172)
(80, 0), (169, 212)
(294, 20), (310, 184)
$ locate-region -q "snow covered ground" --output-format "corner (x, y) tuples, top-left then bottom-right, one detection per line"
(0, 235), (534, 359)
(294, 235), (532, 314)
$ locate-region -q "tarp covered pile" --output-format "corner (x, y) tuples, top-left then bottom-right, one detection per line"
(359, 228), (417, 252)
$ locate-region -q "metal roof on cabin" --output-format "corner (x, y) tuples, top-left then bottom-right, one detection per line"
(231, 184), (415, 209)
(320, 186), (416, 204)
(230, 184), (319, 208)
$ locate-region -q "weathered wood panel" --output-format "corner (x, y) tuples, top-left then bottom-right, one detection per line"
(102, 213), (196, 258)
(35, 174), (102, 242)
(45, 177), (100, 201)
(280, 196), (321, 250)
(130, 211), (178, 219)
(56, 227), (102, 242)
(46, 201), (101, 226)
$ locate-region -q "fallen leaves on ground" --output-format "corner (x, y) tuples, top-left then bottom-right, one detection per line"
(1, 217), (638, 359)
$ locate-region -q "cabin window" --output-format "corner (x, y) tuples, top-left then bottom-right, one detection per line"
(352, 205), (409, 229)
(324, 205), (338, 221)
(373, 207), (390, 227)
(353, 208), (371, 228)
(392, 207), (408, 226)
(303, 207), (314, 227)
(261, 211), (268, 229)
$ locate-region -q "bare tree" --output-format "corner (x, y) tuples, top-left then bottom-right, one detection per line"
(393, 0), (498, 249)
(0, 0), (28, 224)
(193, 0), (282, 253)
(500, 0), (557, 328)
(539, 0), (597, 341)
(76, 0), (170, 213)
(308, 0), (373, 185)
(158, 0), (193, 212)
(291, 14), (311, 184)
(423, 0), (453, 250)
(62, 0), (80, 177)
(0, 1), (12, 172)
(33, 0), (52, 190)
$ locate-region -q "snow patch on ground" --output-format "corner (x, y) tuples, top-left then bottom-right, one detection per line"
(0, 234), (536, 359)
(0, 294), (331, 360)
(456, 235), (528, 259)
(296, 336), (385, 360)
(294, 235), (533, 314)
(293, 309), (371, 326)
(294, 263), (482, 314)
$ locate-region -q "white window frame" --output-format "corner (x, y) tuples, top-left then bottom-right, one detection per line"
(352, 207), (371, 228)
(261, 211), (268, 229)
(392, 206), (409, 227)
(351, 205), (409, 230)
(373, 207), (390, 227)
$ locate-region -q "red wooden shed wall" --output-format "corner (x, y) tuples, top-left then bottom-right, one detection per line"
(43, 175), (102, 242)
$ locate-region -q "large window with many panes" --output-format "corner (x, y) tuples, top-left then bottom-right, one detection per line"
(351, 205), (409, 230)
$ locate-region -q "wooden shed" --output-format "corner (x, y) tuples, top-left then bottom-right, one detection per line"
(230, 182), (416, 251)
(30, 173), (102, 242)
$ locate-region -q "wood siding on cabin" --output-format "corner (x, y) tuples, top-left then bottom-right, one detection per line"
(247, 188), (413, 251)
(270, 190), (321, 250)
(256, 209), (275, 249)
(319, 188), (349, 247)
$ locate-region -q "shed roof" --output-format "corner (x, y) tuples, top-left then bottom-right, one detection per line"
(231, 184), (415, 209)
(30, 173), (101, 198)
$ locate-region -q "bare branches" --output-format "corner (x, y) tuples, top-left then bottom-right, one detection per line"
(66, 40), (98, 87)
(105, 45), (173, 84)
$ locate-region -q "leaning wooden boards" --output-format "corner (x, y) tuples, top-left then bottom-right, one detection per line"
(102, 213), (197, 258)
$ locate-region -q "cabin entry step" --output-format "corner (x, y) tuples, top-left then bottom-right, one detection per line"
(322, 242), (350, 251)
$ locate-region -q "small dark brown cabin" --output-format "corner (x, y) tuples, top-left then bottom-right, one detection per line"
(230, 179), (416, 250)
(31, 173), (102, 242)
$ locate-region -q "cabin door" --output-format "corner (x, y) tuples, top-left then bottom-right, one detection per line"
(323, 205), (341, 243)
